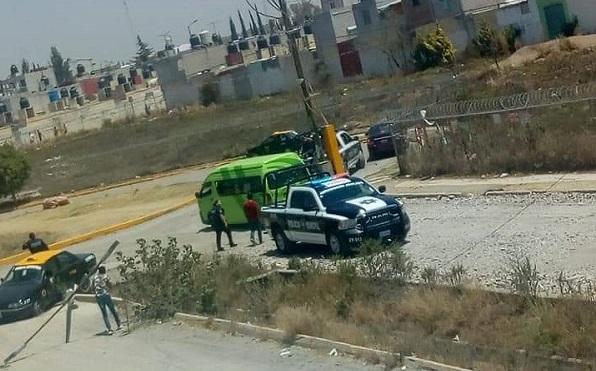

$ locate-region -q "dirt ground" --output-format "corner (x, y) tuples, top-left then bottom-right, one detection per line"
(0, 182), (196, 258)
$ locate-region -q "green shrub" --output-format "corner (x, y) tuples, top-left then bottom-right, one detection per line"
(413, 25), (456, 70)
(473, 21), (507, 58)
(503, 24), (521, 53)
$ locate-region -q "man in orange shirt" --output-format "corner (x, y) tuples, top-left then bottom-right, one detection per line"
(243, 193), (262, 245)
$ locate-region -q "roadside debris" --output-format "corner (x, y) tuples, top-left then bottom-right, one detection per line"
(279, 347), (293, 357)
(43, 195), (70, 209)
(329, 348), (338, 357)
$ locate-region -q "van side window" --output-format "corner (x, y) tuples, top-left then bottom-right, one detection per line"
(216, 176), (263, 196)
(200, 182), (212, 197)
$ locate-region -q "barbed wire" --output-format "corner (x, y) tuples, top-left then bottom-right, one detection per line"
(386, 82), (596, 124)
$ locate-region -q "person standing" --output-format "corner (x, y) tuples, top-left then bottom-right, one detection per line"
(209, 200), (237, 251)
(22, 233), (49, 254)
(243, 193), (262, 245)
(93, 266), (121, 335)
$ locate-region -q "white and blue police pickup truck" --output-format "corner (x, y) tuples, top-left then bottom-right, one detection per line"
(261, 173), (410, 255)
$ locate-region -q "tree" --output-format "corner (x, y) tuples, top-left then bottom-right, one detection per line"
(50, 46), (74, 86)
(10, 64), (19, 76)
(21, 59), (31, 74)
(0, 145), (31, 207)
(473, 21), (506, 68)
(229, 17), (239, 41)
(256, 6), (266, 35)
(135, 35), (154, 67)
(289, 0), (321, 26)
(413, 25), (456, 71)
(238, 11), (249, 39)
(249, 11), (259, 37)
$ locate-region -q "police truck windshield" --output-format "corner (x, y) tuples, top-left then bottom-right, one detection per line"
(319, 182), (377, 207)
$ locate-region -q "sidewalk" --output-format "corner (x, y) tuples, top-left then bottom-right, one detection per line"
(382, 172), (596, 196)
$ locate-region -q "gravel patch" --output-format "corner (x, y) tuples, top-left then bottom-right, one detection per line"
(238, 193), (596, 297)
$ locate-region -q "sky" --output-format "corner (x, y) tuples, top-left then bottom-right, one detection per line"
(1, 0), (313, 75)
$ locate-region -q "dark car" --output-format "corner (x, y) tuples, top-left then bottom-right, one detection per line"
(246, 131), (303, 157)
(0, 250), (96, 322)
(367, 122), (395, 160)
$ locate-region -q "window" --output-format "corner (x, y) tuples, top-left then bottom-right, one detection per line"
(216, 177), (263, 196)
(199, 182), (212, 197)
(412, 0), (421, 6)
(361, 9), (372, 25)
(520, 2), (530, 14)
(340, 132), (353, 144)
(56, 252), (78, 268)
(290, 191), (317, 210)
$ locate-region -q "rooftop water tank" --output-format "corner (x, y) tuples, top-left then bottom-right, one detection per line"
(76, 64), (86, 77)
(257, 35), (268, 50)
(19, 97), (30, 109)
(269, 34), (281, 45)
(117, 74), (127, 85)
(190, 34), (202, 49)
(199, 30), (211, 45)
(48, 89), (61, 103)
(238, 39), (250, 51)
(227, 42), (239, 54)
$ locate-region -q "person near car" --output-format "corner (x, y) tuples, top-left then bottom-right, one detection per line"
(209, 200), (237, 251)
(22, 233), (49, 254)
(243, 193), (262, 245)
(93, 265), (121, 335)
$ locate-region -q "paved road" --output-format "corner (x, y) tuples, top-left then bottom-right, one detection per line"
(0, 303), (386, 371)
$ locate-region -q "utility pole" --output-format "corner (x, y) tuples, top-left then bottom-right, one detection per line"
(278, 0), (318, 134)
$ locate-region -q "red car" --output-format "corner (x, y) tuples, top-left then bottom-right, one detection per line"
(366, 122), (395, 160)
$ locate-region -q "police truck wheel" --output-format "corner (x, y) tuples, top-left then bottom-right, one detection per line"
(273, 228), (293, 254)
(327, 232), (345, 256)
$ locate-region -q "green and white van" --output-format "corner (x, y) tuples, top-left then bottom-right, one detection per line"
(196, 153), (306, 225)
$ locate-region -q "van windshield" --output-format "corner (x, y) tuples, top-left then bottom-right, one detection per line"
(216, 176), (263, 196)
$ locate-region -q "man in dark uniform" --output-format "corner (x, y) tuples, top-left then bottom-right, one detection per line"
(209, 200), (237, 251)
(22, 233), (49, 254)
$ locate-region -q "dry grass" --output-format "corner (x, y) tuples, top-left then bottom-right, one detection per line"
(0, 232), (60, 257)
(22, 39), (596, 196)
(117, 239), (596, 369)
(402, 100), (596, 177)
(0, 182), (196, 258)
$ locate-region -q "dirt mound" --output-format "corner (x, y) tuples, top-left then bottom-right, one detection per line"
(503, 34), (596, 68)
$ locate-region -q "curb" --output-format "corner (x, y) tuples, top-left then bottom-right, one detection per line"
(173, 312), (471, 371)
(0, 198), (195, 266)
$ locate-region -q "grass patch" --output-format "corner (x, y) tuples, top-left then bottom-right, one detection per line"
(117, 238), (596, 369)
(401, 100), (596, 177)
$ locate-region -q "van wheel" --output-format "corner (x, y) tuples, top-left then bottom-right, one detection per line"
(327, 232), (346, 256)
(273, 228), (293, 254)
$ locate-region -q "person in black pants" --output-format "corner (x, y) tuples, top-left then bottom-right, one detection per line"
(209, 200), (237, 251)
